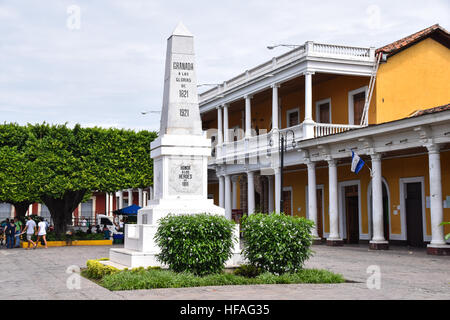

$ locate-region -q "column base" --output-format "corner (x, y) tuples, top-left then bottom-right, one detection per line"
(427, 244), (450, 256)
(326, 239), (344, 246)
(312, 238), (323, 245)
(369, 241), (389, 250)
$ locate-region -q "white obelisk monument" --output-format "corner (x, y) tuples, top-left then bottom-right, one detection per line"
(108, 23), (240, 268)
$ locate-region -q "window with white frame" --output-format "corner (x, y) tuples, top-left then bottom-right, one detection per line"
(315, 98), (332, 123)
(348, 86), (368, 125)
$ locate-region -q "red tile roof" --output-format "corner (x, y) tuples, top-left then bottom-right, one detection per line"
(409, 103), (450, 117)
(377, 24), (450, 57)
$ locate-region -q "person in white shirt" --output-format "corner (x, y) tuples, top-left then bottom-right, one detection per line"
(21, 216), (37, 250)
(34, 218), (48, 249)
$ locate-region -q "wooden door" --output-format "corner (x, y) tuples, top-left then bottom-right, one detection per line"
(282, 190), (292, 215)
(345, 185), (359, 244)
(353, 92), (365, 125)
(318, 102), (330, 123)
(316, 189), (323, 238)
(405, 182), (424, 247)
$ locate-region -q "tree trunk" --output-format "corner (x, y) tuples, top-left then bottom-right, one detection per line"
(41, 190), (87, 235)
(12, 201), (33, 218)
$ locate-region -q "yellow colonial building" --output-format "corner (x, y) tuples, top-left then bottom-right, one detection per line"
(200, 24), (450, 255)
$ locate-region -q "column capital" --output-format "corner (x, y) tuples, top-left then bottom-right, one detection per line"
(370, 153), (382, 161)
(305, 159), (316, 169)
(426, 143), (441, 154)
(327, 158), (337, 167)
(271, 83), (281, 89)
(246, 170), (255, 176)
(244, 94), (253, 100)
(303, 70), (315, 76)
(216, 105), (223, 110)
(222, 103), (229, 109)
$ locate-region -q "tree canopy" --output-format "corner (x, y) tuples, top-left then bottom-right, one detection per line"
(0, 123), (157, 233)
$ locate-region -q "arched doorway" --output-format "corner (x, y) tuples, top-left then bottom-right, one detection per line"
(368, 179), (390, 241)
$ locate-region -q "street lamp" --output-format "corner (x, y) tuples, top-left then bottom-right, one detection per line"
(267, 44), (302, 50)
(141, 110), (161, 115)
(268, 128), (296, 213)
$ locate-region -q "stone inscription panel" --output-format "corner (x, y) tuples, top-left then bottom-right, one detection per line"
(168, 158), (203, 196)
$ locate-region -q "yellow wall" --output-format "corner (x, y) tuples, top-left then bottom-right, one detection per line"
(278, 75), (372, 128)
(376, 38), (450, 124)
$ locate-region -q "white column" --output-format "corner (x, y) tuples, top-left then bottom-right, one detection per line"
(427, 144), (446, 246)
(149, 186), (154, 200)
(268, 175), (274, 213)
(247, 171), (255, 214)
(303, 71), (315, 138)
(307, 161), (319, 239)
(327, 159), (342, 243)
(118, 191), (124, 209)
(231, 175), (239, 209)
(138, 188), (143, 207)
(225, 175), (232, 220)
(217, 106), (223, 145)
(370, 153), (388, 248)
(304, 72), (313, 121)
(245, 95), (252, 138)
(271, 84), (279, 130)
(105, 193), (109, 215)
(128, 189), (133, 206)
(223, 104), (229, 143)
(218, 175), (225, 208)
(109, 193), (113, 216)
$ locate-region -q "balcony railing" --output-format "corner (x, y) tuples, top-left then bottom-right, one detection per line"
(199, 41), (374, 103)
(313, 123), (361, 138)
(209, 122), (363, 164)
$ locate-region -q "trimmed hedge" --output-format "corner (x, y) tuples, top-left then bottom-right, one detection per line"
(241, 213), (314, 275)
(85, 259), (119, 279)
(154, 214), (236, 276)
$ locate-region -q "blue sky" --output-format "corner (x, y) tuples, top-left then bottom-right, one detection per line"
(0, 0), (448, 131)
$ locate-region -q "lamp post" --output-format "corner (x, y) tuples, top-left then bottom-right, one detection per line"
(268, 128), (296, 213)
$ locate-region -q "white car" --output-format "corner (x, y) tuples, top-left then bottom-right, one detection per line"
(97, 214), (122, 236)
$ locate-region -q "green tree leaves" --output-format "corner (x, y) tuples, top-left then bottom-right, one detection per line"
(0, 123), (157, 233)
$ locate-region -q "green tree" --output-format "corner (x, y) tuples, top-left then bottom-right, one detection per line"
(0, 124), (39, 217)
(0, 123), (157, 234)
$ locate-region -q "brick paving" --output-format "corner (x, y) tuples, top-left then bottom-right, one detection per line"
(0, 244), (448, 300)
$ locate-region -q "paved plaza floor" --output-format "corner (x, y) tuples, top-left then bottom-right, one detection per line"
(0, 243), (448, 300)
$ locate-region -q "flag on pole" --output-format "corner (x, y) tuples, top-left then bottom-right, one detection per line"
(351, 151), (365, 174)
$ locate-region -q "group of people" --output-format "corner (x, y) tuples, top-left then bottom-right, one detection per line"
(0, 216), (48, 249)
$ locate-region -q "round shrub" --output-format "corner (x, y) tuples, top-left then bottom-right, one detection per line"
(154, 214), (236, 276)
(241, 213), (314, 275)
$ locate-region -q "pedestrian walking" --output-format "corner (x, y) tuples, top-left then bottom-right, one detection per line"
(21, 216), (36, 250)
(34, 218), (47, 249)
(5, 219), (15, 249)
(13, 217), (23, 248)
